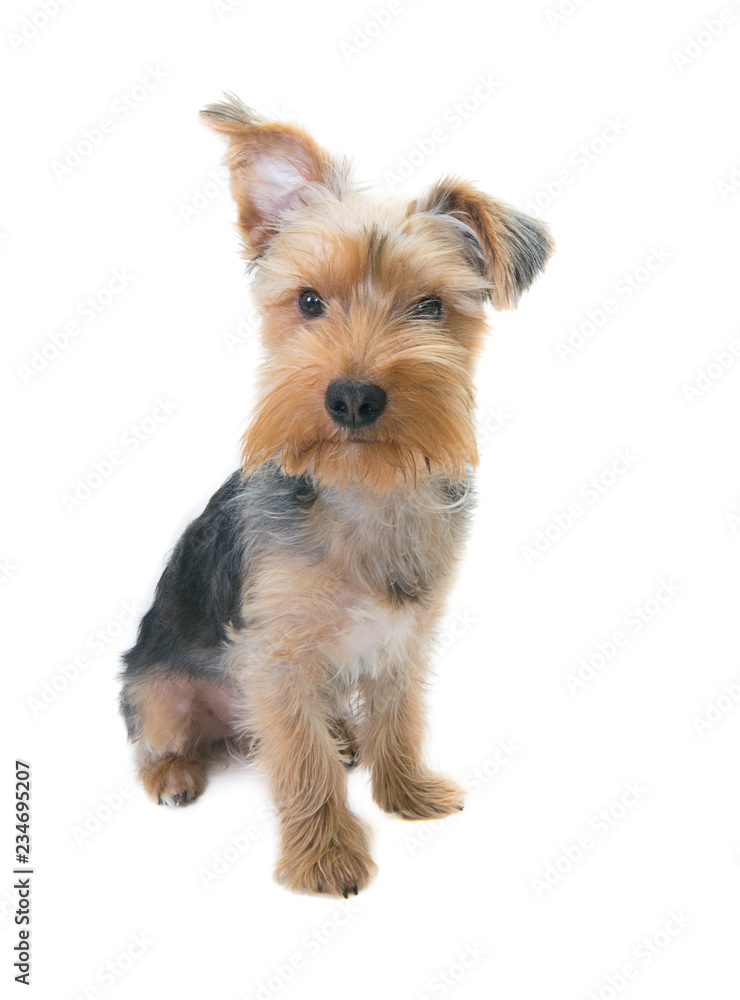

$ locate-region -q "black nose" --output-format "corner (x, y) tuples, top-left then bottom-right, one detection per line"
(325, 379), (387, 428)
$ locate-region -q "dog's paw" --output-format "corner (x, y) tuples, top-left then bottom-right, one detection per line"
(374, 770), (465, 820)
(139, 754), (207, 807)
(276, 839), (378, 897)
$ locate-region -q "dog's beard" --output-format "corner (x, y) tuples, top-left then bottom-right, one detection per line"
(278, 439), (434, 491)
(242, 430), (477, 493)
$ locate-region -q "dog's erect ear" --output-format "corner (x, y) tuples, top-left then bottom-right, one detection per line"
(200, 94), (350, 258)
(411, 178), (554, 310)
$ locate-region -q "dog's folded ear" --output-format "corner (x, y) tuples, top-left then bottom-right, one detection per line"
(411, 178), (554, 310)
(200, 94), (351, 258)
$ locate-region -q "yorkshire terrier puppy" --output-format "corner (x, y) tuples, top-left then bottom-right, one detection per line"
(120, 94), (553, 896)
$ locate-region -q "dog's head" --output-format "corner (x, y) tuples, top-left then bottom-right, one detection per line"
(201, 94), (553, 492)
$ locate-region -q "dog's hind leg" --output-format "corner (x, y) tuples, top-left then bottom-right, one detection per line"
(121, 672), (241, 806)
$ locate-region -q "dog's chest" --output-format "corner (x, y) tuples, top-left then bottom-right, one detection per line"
(302, 480), (470, 679)
(308, 478), (468, 607)
(329, 595), (419, 682)
(238, 473), (473, 679)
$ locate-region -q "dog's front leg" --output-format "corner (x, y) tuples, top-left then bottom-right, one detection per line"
(248, 665), (377, 897)
(358, 656), (465, 820)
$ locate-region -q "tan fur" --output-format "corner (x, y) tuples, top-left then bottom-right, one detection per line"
(412, 177), (555, 310)
(357, 669), (464, 820)
(199, 94), (352, 257)
(139, 753), (209, 807)
(221, 479), (466, 892)
(127, 674), (245, 805)
(124, 99), (552, 893)
(241, 200), (487, 492)
(240, 656), (377, 895)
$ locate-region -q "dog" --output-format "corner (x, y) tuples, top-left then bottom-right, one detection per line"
(119, 94), (553, 897)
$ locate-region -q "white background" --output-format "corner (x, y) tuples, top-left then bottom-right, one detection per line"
(3, 0), (740, 997)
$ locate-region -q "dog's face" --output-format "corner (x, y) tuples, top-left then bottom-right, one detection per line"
(201, 96), (553, 492)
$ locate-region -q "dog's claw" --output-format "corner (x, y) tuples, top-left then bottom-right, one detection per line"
(342, 887), (348, 899)
(352, 883), (358, 895)
(157, 795), (163, 805)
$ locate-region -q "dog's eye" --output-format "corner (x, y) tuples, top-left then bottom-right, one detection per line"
(414, 297), (443, 318)
(298, 289), (325, 317)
